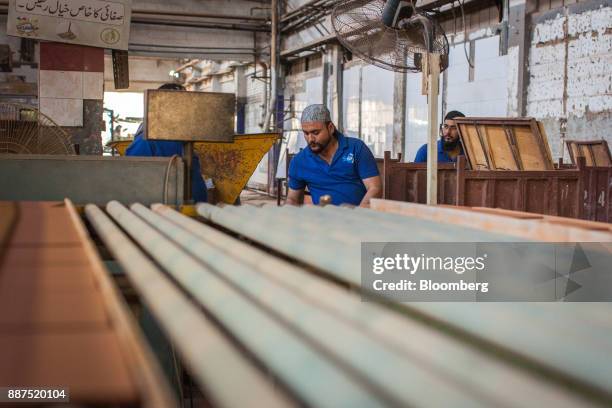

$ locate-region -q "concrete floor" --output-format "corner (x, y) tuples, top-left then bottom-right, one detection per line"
(240, 189), (277, 206)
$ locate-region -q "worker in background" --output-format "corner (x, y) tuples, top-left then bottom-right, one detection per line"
(286, 104), (382, 207)
(414, 110), (465, 163)
(126, 83), (207, 202)
(113, 124), (123, 138)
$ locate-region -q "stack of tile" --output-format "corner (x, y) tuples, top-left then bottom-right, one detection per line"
(0, 202), (138, 405)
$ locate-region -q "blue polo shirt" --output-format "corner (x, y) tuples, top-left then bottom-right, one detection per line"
(125, 124), (208, 202)
(288, 132), (379, 205)
(414, 140), (464, 163)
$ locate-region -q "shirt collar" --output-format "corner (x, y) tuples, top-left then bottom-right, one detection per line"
(336, 131), (348, 152)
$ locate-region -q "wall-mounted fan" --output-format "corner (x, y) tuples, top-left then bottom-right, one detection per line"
(332, 0), (449, 73)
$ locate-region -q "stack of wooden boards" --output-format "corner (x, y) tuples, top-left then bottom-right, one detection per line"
(83, 200), (612, 407)
(0, 201), (174, 407)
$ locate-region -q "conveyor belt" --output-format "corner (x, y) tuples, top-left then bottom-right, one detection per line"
(0, 201), (175, 407)
(82, 201), (612, 407)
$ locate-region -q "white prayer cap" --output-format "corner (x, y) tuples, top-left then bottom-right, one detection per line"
(301, 104), (331, 123)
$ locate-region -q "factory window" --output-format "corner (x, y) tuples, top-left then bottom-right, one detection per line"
(284, 70), (323, 153)
(102, 91), (144, 155)
(404, 72), (442, 161)
(342, 64), (360, 140)
(342, 63), (394, 158)
(361, 65), (394, 158)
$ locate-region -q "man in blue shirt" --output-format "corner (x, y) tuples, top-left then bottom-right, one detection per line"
(125, 83), (208, 202)
(287, 104), (382, 207)
(414, 110), (465, 163)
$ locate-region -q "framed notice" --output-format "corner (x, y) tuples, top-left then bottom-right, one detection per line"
(7, 0), (131, 50)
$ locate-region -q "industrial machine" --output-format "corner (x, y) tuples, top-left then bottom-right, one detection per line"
(0, 91), (277, 205)
(109, 133), (278, 205)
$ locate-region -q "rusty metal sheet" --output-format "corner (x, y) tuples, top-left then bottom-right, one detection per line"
(144, 90), (235, 142)
(109, 133), (278, 204)
(0, 202), (17, 265)
(196, 133), (279, 204)
(112, 49), (129, 90)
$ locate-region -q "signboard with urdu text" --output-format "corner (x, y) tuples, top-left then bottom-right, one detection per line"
(7, 0), (131, 50)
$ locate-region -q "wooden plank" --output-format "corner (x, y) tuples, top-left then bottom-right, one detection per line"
(426, 53), (440, 206)
(504, 125), (524, 170)
(458, 124), (486, 169)
(0, 331), (139, 404)
(534, 120), (555, 170)
(566, 140), (612, 167)
(486, 125), (518, 170)
(475, 124), (494, 169)
(592, 141), (612, 166)
(383, 151), (391, 199)
(369, 199), (612, 242)
(0, 201), (146, 406)
(456, 156), (466, 206)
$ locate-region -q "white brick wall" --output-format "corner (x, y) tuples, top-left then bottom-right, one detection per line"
(446, 36), (509, 117)
(527, 5), (612, 159)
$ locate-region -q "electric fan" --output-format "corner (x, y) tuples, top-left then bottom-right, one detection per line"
(331, 0), (449, 73)
(0, 103), (75, 155)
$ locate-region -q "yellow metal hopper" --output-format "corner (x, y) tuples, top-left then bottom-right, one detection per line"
(107, 133), (279, 204)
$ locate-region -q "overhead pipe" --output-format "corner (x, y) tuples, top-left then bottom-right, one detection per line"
(132, 9), (268, 22)
(131, 18), (268, 32)
(262, 0), (279, 132)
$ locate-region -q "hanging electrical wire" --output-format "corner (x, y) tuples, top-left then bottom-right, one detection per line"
(458, 0), (474, 68)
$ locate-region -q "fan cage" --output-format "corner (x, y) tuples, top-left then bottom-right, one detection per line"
(0, 103), (75, 155)
(332, 0), (449, 73)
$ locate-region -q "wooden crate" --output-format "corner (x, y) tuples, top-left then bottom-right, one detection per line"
(566, 139), (612, 167)
(383, 152), (612, 222)
(455, 117), (554, 171)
